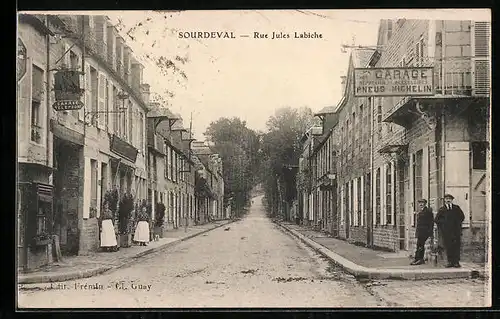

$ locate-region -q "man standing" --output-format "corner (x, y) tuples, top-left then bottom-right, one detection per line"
(435, 194), (465, 268)
(411, 199), (434, 265)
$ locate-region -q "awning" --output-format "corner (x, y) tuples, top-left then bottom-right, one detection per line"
(383, 95), (487, 127)
(51, 119), (84, 146)
(379, 143), (408, 154)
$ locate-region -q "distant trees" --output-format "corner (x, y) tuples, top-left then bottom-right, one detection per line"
(260, 107), (317, 218)
(204, 117), (262, 217)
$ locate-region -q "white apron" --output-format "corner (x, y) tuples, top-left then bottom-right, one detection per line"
(134, 221), (150, 243)
(100, 219), (118, 247)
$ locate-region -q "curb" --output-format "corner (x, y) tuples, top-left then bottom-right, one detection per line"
(18, 220), (234, 285)
(276, 222), (486, 281)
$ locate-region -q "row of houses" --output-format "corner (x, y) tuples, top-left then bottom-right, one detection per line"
(296, 19), (490, 263)
(17, 13), (227, 271)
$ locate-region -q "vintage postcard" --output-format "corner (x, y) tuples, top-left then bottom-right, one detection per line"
(16, 9), (491, 308)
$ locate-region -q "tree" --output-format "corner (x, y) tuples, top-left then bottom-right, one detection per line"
(110, 12), (190, 104)
(260, 107), (317, 218)
(204, 117), (261, 217)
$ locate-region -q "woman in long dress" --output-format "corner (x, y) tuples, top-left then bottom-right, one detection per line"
(100, 203), (118, 252)
(134, 207), (150, 246)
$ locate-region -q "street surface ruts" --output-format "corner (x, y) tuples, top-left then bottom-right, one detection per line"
(18, 195), (486, 308)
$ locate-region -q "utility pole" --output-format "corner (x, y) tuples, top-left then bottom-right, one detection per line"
(81, 16), (87, 139)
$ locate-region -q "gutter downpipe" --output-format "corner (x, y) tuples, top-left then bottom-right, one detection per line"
(440, 20), (446, 217)
(369, 96), (374, 247)
(45, 16), (51, 169)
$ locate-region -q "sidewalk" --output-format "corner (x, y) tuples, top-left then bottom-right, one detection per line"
(18, 220), (234, 285)
(277, 221), (488, 281)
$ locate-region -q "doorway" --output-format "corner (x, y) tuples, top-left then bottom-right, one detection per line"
(53, 138), (82, 256)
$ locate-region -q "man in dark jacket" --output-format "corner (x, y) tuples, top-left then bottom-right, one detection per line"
(411, 199), (434, 265)
(435, 194), (465, 268)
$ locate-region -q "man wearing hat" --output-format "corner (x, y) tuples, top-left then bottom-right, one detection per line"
(435, 193), (465, 268)
(411, 199), (434, 265)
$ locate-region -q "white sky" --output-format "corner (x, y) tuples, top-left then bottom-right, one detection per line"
(45, 9), (490, 140)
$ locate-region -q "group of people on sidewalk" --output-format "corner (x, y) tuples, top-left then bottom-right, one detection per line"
(100, 204), (152, 252)
(412, 193), (465, 268)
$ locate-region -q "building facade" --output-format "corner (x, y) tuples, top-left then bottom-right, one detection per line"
(17, 14), (150, 270)
(300, 19), (490, 264)
(375, 19), (490, 262)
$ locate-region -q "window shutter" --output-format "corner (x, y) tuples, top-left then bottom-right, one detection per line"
(381, 164), (386, 225)
(83, 65), (91, 123)
(98, 73), (105, 129)
(63, 42), (70, 68)
(360, 175), (364, 226)
(391, 161), (395, 225)
(472, 21), (490, 96)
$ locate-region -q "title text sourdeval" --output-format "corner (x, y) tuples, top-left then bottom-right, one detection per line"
(178, 31), (323, 39)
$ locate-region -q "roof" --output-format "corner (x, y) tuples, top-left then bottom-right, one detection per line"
(352, 49), (375, 68)
(147, 105), (179, 119)
(314, 106), (336, 116)
(333, 49), (375, 113)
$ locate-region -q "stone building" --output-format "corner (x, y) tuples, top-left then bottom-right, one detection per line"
(17, 14), (149, 270)
(300, 19), (490, 264)
(192, 142), (225, 222)
(375, 19), (490, 262)
(151, 113), (196, 229)
(297, 125), (323, 226)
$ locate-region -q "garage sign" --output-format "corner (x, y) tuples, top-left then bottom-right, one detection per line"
(354, 67), (435, 97)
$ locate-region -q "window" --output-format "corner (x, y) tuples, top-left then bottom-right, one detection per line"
(365, 172), (371, 226)
(377, 105), (382, 136)
(90, 67), (98, 126)
(31, 64), (44, 144)
(100, 162), (108, 212)
(98, 74), (105, 129)
(105, 79), (109, 130)
(357, 177), (362, 226)
(375, 168), (381, 225)
(128, 102), (133, 142)
(352, 112), (356, 148)
(90, 159), (98, 211)
(350, 181), (354, 226)
(138, 112), (144, 151)
(387, 20), (393, 41)
(112, 86), (118, 134)
(472, 142), (487, 170)
(412, 150), (423, 226)
(346, 119), (350, 145)
(386, 162), (393, 225)
(174, 152), (178, 182)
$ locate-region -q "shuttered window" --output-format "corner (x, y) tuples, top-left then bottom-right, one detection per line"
(473, 21), (490, 96)
(98, 74), (105, 129)
(375, 168), (381, 225)
(412, 150), (423, 226)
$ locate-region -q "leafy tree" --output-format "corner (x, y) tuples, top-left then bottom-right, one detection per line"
(260, 107), (317, 217)
(204, 117), (261, 217)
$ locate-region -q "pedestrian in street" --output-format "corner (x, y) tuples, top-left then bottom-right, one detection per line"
(100, 202), (118, 252)
(410, 199), (434, 265)
(434, 194), (465, 268)
(134, 206), (150, 246)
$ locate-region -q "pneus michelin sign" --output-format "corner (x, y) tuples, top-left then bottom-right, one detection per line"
(353, 67), (435, 97)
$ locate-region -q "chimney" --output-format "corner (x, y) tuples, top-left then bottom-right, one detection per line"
(140, 84), (150, 104)
(106, 24), (116, 67)
(131, 61), (143, 93)
(340, 76), (347, 95)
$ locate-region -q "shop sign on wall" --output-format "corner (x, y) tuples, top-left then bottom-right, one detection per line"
(354, 67), (435, 97)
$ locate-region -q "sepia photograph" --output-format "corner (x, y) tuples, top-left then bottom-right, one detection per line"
(16, 9), (491, 308)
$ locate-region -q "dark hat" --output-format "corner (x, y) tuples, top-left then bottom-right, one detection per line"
(417, 199), (427, 204)
(444, 194), (454, 199)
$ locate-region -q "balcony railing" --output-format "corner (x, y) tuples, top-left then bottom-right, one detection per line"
(30, 125), (42, 144)
(403, 56), (474, 97)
